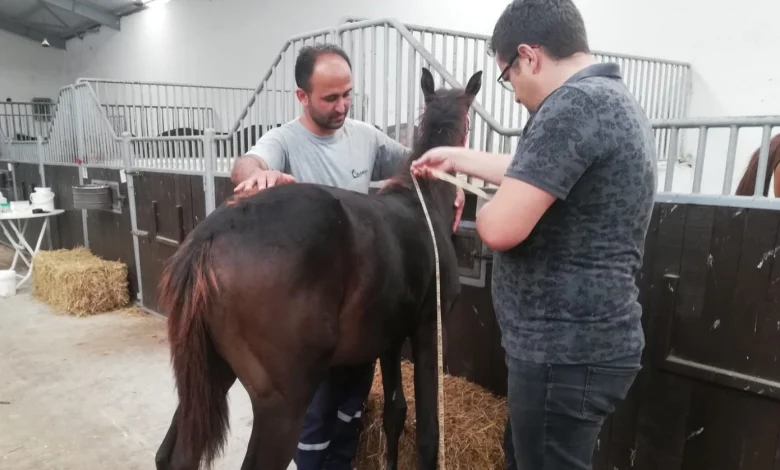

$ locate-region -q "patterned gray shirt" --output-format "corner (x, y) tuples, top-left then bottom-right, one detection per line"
(491, 63), (657, 365)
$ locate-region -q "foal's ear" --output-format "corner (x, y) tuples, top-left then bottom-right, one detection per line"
(421, 67), (436, 102)
(465, 70), (483, 97)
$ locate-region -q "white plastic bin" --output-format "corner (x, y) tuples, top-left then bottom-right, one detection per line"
(0, 269), (16, 297)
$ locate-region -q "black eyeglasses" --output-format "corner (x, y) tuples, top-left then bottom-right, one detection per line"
(497, 52), (519, 92)
(496, 46), (540, 92)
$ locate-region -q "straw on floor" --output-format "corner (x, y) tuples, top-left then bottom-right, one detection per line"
(355, 360), (507, 470)
(32, 247), (129, 316)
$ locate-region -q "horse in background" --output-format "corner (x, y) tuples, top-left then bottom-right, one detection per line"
(153, 67), (483, 470)
(155, 124), (282, 159)
(735, 133), (780, 196)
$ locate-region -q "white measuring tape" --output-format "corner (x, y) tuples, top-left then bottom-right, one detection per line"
(409, 168), (493, 470)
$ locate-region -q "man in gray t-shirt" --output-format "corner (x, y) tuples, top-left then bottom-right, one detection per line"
(411, 1), (657, 469)
(241, 116), (408, 194)
(231, 44), (463, 470)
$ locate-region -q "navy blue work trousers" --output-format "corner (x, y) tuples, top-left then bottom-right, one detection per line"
(293, 361), (376, 470)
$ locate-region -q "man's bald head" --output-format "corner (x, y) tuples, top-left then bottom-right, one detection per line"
(295, 44), (352, 93)
(294, 44), (354, 133)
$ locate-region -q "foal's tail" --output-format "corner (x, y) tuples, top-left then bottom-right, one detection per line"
(159, 236), (229, 469)
(735, 134), (780, 196)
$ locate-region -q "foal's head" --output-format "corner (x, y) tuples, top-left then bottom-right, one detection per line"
(384, 67), (483, 223)
(414, 67), (482, 160)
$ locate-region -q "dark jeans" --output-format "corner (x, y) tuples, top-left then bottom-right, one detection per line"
(294, 361), (376, 470)
(503, 354), (642, 470)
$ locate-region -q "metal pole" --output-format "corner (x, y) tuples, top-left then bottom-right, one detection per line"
(204, 128), (216, 215)
(122, 131), (143, 303)
(37, 136), (52, 250)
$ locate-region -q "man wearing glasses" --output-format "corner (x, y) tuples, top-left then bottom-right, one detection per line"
(411, 0), (657, 469)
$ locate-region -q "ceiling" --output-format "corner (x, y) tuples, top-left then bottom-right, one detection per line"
(0, 0), (164, 50)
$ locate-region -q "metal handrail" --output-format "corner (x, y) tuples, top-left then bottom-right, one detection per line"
(339, 16), (693, 68)
(233, 17), (694, 140)
(228, 17), (525, 138)
(75, 77), (255, 92)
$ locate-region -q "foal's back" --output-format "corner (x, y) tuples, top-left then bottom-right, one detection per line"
(200, 182), (435, 364)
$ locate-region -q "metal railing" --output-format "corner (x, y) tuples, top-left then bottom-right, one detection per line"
(77, 78), (257, 137)
(0, 101), (56, 141)
(339, 17), (691, 164)
(651, 116), (780, 207)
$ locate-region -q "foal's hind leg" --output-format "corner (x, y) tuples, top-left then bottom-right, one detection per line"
(238, 367), (327, 470)
(155, 363), (237, 470)
(380, 346), (407, 470)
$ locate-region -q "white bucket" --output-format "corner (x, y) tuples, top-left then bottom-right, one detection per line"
(0, 270), (16, 298)
(31, 191), (55, 212)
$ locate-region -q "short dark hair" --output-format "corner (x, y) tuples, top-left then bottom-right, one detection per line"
(488, 0), (590, 62)
(294, 43), (352, 92)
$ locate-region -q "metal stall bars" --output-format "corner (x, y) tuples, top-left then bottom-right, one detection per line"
(337, 17), (693, 168)
(0, 100), (55, 142)
(652, 116), (780, 209)
(78, 78), (255, 138)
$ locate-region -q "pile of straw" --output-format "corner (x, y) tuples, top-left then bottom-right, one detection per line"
(355, 360), (507, 469)
(32, 247), (129, 316)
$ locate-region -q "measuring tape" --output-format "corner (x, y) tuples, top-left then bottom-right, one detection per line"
(409, 168), (492, 470)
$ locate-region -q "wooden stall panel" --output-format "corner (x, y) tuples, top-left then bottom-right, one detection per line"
(43, 165), (84, 249)
(83, 167), (138, 301)
(134, 172), (204, 313)
(658, 204), (780, 395)
(632, 202), (780, 470)
(214, 176), (235, 208)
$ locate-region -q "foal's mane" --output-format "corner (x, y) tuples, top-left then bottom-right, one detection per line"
(381, 68), (482, 192)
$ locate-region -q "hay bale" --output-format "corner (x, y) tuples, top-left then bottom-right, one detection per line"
(355, 360), (507, 470)
(32, 247), (129, 316)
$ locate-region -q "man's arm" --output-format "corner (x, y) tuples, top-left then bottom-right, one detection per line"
(231, 130), (294, 193)
(477, 87), (603, 251)
(231, 154), (269, 185)
(371, 129), (410, 181)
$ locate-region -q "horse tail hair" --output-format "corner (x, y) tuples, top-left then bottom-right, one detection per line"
(159, 236), (229, 470)
(735, 134), (780, 196)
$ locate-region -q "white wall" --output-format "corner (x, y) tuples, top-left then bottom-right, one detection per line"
(26, 0), (780, 194)
(0, 28), (66, 102)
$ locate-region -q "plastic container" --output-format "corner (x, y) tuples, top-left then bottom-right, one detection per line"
(0, 193), (9, 213)
(30, 189), (55, 212)
(0, 270), (16, 297)
(10, 200), (31, 214)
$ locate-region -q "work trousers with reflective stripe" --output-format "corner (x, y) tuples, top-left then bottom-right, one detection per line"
(294, 361), (376, 470)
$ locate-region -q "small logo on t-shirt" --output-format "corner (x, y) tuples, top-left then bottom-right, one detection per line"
(351, 168), (368, 179)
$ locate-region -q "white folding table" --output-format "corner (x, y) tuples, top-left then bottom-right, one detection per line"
(0, 209), (65, 288)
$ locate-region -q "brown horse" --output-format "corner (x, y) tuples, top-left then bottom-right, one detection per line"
(735, 133), (780, 196)
(153, 67), (483, 470)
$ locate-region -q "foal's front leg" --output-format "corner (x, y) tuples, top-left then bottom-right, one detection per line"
(410, 319), (441, 470)
(380, 345), (407, 470)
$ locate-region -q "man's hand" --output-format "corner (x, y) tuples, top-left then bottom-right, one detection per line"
(410, 148), (464, 233)
(410, 147), (456, 180)
(233, 169), (296, 194)
(452, 187), (464, 233)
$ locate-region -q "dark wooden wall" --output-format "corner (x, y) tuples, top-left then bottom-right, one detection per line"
(3, 160), (779, 469)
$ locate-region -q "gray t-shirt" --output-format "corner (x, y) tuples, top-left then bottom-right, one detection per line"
(492, 63), (658, 365)
(246, 117), (409, 194)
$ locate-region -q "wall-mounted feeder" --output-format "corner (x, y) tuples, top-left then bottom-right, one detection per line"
(73, 183), (111, 210)
(72, 180), (124, 214)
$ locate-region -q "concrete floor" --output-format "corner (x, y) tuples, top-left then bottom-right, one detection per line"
(0, 245), (295, 469)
